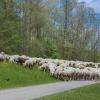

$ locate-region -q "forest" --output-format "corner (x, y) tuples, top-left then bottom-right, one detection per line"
(0, 0), (100, 62)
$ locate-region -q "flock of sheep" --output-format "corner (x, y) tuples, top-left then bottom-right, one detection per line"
(0, 52), (100, 81)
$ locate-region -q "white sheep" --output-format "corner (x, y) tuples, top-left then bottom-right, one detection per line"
(0, 54), (5, 61)
(9, 55), (19, 64)
(23, 58), (36, 68)
(48, 63), (57, 76)
(39, 63), (49, 71)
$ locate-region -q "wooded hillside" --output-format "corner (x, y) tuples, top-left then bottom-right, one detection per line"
(0, 0), (100, 62)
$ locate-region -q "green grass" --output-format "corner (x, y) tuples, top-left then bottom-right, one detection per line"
(35, 83), (100, 100)
(0, 62), (58, 89)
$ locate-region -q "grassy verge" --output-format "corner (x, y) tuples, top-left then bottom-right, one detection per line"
(0, 62), (58, 89)
(35, 83), (100, 100)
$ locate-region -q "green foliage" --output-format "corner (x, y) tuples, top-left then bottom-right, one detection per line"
(63, 42), (100, 62)
(28, 39), (46, 57)
(0, 0), (99, 62)
(0, 0), (22, 54)
(93, 51), (100, 63)
(45, 40), (60, 59)
(64, 42), (74, 60)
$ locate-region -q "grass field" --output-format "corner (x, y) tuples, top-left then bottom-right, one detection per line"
(0, 62), (58, 89)
(35, 83), (100, 100)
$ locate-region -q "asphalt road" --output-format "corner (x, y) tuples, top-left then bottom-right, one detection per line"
(0, 81), (99, 100)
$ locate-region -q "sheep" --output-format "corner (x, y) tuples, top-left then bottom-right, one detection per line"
(85, 62), (95, 67)
(54, 66), (63, 79)
(58, 67), (75, 81)
(23, 58), (36, 68)
(16, 55), (29, 65)
(35, 57), (43, 64)
(4, 54), (10, 61)
(39, 59), (47, 65)
(47, 63), (57, 76)
(68, 61), (76, 67)
(39, 63), (49, 71)
(9, 55), (20, 64)
(96, 63), (100, 68)
(53, 59), (63, 66)
(1, 52), (100, 81)
(92, 68), (100, 80)
(9, 58), (16, 64)
(0, 54), (5, 62)
(59, 63), (69, 68)
(0, 52), (5, 55)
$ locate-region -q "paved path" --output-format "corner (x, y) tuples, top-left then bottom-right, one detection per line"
(0, 81), (99, 100)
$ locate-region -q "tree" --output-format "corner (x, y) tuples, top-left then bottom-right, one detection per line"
(0, 0), (22, 54)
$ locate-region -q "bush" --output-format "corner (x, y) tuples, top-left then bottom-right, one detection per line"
(45, 40), (60, 59)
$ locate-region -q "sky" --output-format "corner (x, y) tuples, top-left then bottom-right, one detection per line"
(79, 0), (100, 13)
